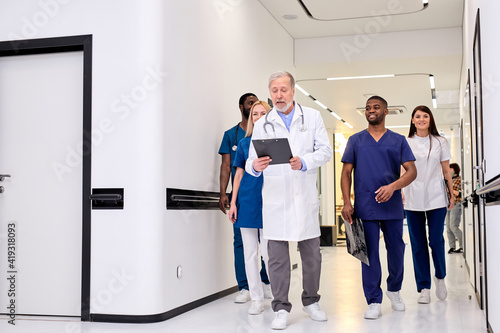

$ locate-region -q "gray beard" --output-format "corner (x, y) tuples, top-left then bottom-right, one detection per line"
(275, 100), (293, 113)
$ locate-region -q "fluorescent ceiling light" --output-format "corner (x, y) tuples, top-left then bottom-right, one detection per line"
(429, 75), (435, 89)
(343, 122), (353, 129)
(432, 98), (437, 109)
(386, 125), (410, 129)
(422, 0), (429, 4)
(295, 84), (310, 96)
(314, 100), (328, 109)
(330, 111), (342, 120)
(326, 74), (394, 81)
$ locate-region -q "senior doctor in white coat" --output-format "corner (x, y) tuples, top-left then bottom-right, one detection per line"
(246, 71), (332, 330)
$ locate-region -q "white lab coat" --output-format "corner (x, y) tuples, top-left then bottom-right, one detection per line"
(246, 104), (332, 241)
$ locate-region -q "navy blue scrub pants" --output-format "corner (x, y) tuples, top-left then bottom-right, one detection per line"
(405, 207), (447, 292)
(362, 219), (405, 305)
(234, 226), (270, 290)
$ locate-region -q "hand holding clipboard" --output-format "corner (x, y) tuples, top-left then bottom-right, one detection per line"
(252, 138), (293, 165)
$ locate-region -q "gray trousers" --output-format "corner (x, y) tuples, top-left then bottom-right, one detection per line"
(446, 204), (463, 249)
(268, 237), (322, 312)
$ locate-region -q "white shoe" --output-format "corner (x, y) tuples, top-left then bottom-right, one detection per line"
(263, 283), (273, 299)
(303, 302), (327, 321)
(271, 309), (289, 330)
(364, 303), (381, 319)
(435, 277), (447, 300)
(248, 300), (264, 315)
(235, 289), (250, 303)
(418, 288), (431, 304)
(386, 291), (405, 311)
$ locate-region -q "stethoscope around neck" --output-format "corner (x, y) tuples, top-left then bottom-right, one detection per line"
(264, 103), (306, 136)
(232, 123), (242, 151)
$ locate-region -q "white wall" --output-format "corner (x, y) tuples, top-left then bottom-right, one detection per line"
(461, 0), (500, 330)
(1, 0), (167, 315)
(0, 0), (294, 317)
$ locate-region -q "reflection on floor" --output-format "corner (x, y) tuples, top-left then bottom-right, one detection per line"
(0, 228), (487, 333)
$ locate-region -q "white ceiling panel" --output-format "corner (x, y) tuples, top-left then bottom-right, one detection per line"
(258, 0), (464, 133)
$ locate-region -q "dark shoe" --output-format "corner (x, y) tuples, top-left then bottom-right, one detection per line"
(448, 248), (456, 254)
(454, 248), (463, 253)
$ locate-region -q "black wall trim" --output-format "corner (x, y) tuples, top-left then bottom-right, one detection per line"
(0, 35), (93, 321)
(90, 286), (238, 324)
(167, 188), (224, 210)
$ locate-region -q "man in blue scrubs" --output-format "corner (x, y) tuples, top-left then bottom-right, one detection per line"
(218, 93), (270, 303)
(340, 95), (417, 319)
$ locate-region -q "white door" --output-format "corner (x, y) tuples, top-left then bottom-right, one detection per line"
(0, 51), (83, 316)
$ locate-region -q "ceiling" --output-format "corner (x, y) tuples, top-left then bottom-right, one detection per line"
(258, 0), (465, 135)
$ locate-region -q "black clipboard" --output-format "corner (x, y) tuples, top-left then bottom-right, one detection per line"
(252, 138), (293, 165)
(345, 214), (370, 266)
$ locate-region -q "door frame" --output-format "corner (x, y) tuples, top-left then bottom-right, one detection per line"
(0, 35), (92, 321)
(471, 9), (489, 320)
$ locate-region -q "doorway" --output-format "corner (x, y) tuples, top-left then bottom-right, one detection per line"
(0, 35), (92, 320)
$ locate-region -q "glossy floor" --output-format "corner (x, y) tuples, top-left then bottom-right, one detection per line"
(0, 228), (487, 332)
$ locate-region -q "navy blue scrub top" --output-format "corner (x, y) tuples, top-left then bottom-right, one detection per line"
(341, 129), (415, 221)
(232, 137), (263, 229)
(218, 123), (246, 184)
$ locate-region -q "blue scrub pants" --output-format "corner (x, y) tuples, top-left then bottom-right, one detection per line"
(405, 207), (447, 292)
(234, 226), (269, 290)
(362, 219), (405, 305)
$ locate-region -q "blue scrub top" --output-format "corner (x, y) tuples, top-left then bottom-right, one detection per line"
(341, 129), (415, 221)
(218, 123), (246, 184)
(232, 136), (263, 229)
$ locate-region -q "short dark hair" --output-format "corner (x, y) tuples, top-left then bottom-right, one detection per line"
(239, 93), (257, 107)
(450, 163), (461, 175)
(366, 95), (388, 108)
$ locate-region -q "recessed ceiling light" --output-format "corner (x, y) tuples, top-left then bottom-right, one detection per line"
(283, 14), (298, 20)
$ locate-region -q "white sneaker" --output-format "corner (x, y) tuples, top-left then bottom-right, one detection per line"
(364, 303), (381, 319)
(263, 283), (273, 299)
(435, 277), (447, 300)
(235, 289), (250, 303)
(418, 288), (431, 304)
(303, 302), (327, 321)
(386, 291), (405, 311)
(248, 300), (264, 315)
(271, 309), (289, 330)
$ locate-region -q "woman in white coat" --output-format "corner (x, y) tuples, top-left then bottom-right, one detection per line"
(403, 105), (455, 304)
(245, 71), (332, 330)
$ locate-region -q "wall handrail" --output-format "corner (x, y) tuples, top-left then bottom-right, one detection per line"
(476, 176), (500, 195)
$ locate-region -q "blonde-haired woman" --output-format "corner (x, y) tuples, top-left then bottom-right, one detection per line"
(229, 100), (271, 315)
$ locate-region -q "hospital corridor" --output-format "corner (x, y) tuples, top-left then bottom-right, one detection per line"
(1, 1), (500, 332)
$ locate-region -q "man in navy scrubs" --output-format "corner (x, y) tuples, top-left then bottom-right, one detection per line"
(340, 95), (417, 319)
(218, 93), (270, 303)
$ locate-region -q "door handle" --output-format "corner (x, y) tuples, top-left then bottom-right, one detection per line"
(473, 159), (486, 175)
(89, 194), (122, 201)
(0, 174), (11, 181)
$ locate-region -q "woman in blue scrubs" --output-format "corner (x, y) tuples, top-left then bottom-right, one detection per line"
(228, 100), (271, 315)
(403, 105), (455, 304)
